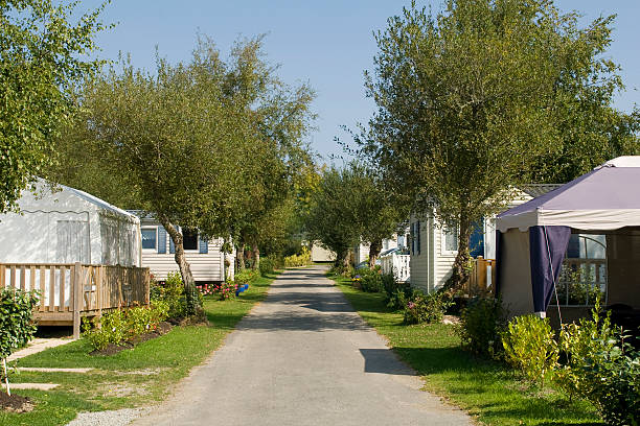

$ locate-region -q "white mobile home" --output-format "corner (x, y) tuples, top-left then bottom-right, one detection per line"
(135, 214), (232, 283)
(409, 186), (559, 294)
(0, 179), (141, 267)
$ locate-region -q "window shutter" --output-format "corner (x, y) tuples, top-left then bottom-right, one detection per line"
(157, 226), (167, 254)
(170, 237), (175, 254)
(199, 237), (209, 254)
(417, 221), (421, 255)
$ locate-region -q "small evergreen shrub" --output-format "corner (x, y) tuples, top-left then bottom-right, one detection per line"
(455, 297), (507, 357)
(259, 256), (279, 275)
(234, 270), (258, 285)
(403, 292), (452, 324)
(502, 314), (558, 387)
(382, 274), (413, 310)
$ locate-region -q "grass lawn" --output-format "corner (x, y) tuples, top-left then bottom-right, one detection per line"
(330, 273), (603, 426)
(1, 272), (279, 426)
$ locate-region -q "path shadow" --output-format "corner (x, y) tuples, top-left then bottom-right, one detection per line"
(359, 349), (413, 376)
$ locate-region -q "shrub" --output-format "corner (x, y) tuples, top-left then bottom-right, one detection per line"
(83, 309), (127, 351)
(555, 301), (640, 424)
(354, 268), (384, 293)
(196, 283), (217, 297)
(0, 288), (39, 363)
(284, 248), (311, 267)
(382, 274), (413, 310)
(217, 281), (239, 301)
(259, 256), (279, 275)
(403, 292), (452, 325)
(455, 297), (507, 358)
(502, 314), (558, 387)
(331, 264), (356, 278)
(234, 270), (258, 285)
(151, 272), (187, 319)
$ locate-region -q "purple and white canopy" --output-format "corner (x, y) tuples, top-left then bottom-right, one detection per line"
(497, 156), (640, 232)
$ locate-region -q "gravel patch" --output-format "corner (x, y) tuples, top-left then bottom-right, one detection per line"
(66, 408), (149, 426)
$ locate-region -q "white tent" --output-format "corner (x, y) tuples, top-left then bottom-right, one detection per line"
(0, 179), (141, 267)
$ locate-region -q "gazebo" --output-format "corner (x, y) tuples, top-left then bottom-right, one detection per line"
(495, 156), (640, 326)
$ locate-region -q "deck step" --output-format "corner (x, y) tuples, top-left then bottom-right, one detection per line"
(17, 367), (93, 373)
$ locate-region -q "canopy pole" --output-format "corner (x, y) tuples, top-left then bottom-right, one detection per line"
(542, 223), (563, 325)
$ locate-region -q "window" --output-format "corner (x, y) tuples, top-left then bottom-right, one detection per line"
(183, 228), (199, 251)
(141, 228), (157, 250)
(555, 234), (607, 307)
(442, 222), (458, 253)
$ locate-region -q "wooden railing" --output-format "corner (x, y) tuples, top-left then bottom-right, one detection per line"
(461, 258), (497, 298)
(380, 253), (411, 282)
(0, 263), (150, 338)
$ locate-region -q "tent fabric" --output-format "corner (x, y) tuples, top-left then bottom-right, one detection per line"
(497, 161), (640, 232)
(529, 226), (572, 313)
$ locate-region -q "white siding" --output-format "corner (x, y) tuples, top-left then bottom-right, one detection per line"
(139, 219), (227, 282)
(409, 215), (435, 294)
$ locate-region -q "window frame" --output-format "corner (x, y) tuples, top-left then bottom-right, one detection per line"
(441, 222), (459, 255)
(141, 227), (158, 251)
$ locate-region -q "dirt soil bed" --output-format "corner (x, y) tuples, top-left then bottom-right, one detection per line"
(0, 392), (33, 414)
(90, 322), (173, 356)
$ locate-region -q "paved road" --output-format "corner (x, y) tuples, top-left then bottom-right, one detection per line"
(132, 266), (472, 426)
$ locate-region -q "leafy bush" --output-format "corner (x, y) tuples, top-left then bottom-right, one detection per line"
(0, 288), (38, 360)
(403, 292), (452, 325)
(217, 281), (239, 301)
(259, 255), (279, 275)
(83, 302), (170, 351)
(284, 247), (311, 267)
(502, 315), (558, 387)
(83, 309), (127, 351)
(234, 270), (258, 285)
(555, 301), (639, 424)
(196, 283), (217, 297)
(382, 274), (413, 310)
(351, 268), (384, 293)
(455, 297), (507, 357)
(151, 272), (187, 319)
(330, 264), (356, 278)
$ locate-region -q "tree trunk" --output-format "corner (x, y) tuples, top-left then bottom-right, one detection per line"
(157, 214), (200, 314)
(236, 242), (246, 272)
(368, 239), (383, 269)
(251, 243), (260, 271)
(443, 216), (473, 296)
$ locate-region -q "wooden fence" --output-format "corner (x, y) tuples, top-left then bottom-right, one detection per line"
(0, 263), (150, 338)
(461, 258), (497, 298)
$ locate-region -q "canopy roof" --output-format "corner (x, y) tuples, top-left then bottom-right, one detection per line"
(497, 157), (640, 232)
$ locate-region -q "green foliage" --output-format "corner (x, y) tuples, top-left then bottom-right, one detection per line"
(259, 255), (282, 276)
(353, 268), (384, 293)
(234, 270), (259, 285)
(555, 301), (639, 425)
(0, 0), (108, 213)
(0, 288), (39, 360)
(150, 272), (187, 320)
(502, 315), (558, 387)
(359, 0), (636, 291)
(455, 297), (507, 358)
(82, 302), (171, 352)
(403, 292), (452, 325)
(284, 247), (311, 267)
(382, 273), (413, 310)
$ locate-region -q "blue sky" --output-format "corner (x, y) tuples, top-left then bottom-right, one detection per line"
(81, 0), (639, 161)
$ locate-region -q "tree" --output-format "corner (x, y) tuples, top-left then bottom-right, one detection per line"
(359, 0), (635, 292)
(305, 167), (362, 267)
(0, 0), (108, 213)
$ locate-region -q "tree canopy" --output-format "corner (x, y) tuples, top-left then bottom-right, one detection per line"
(358, 0), (638, 290)
(0, 0), (108, 213)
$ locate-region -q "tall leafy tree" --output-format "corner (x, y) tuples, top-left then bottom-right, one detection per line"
(0, 0), (108, 213)
(359, 0), (636, 292)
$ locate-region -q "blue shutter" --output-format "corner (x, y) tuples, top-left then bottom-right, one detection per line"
(169, 236), (175, 254)
(199, 237), (208, 254)
(157, 226), (167, 254)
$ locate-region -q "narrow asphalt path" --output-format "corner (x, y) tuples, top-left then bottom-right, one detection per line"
(132, 266), (472, 426)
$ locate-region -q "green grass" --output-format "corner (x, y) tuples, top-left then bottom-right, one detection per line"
(0, 272), (279, 426)
(330, 273), (602, 426)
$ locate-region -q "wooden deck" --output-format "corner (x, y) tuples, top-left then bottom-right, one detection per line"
(0, 262), (150, 338)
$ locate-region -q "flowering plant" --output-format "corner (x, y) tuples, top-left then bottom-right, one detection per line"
(218, 281), (239, 301)
(196, 283), (217, 297)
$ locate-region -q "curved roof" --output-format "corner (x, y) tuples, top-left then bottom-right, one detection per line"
(497, 157), (640, 232)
